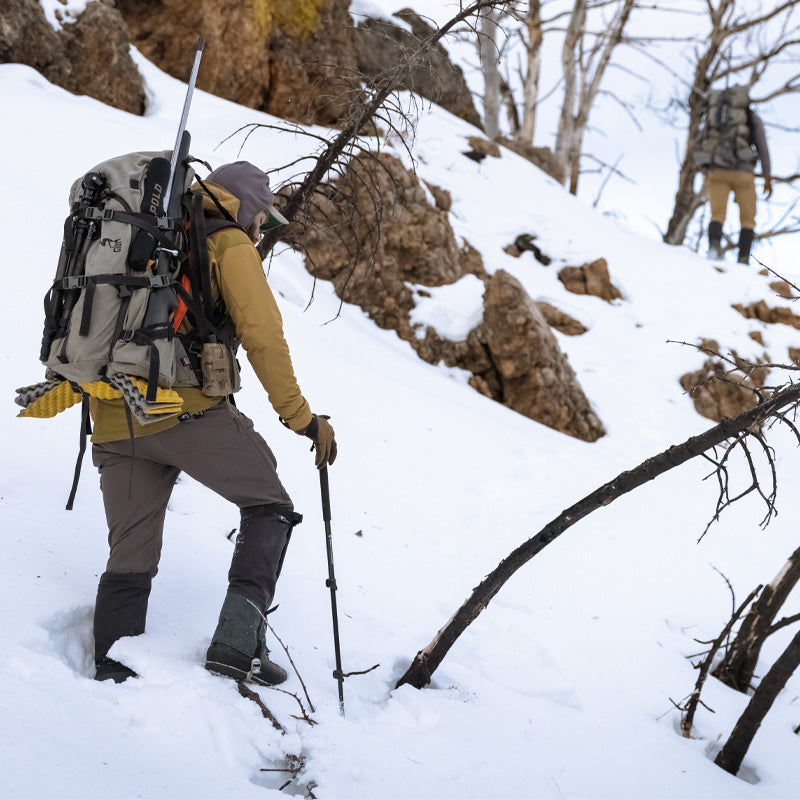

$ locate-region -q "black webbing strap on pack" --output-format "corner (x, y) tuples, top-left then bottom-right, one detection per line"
(194, 175), (238, 226)
(65, 395), (92, 511)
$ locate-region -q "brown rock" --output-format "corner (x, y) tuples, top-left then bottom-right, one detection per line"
(117, 0), (357, 125)
(466, 137), (502, 159)
(476, 271), (604, 441)
(770, 280), (796, 299)
(0, 0), (145, 114)
(423, 181), (452, 213)
(732, 300), (800, 330)
(354, 9), (481, 128)
(680, 359), (765, 422)
(558, 258), (622, 302)
(536, 302), (587, 336)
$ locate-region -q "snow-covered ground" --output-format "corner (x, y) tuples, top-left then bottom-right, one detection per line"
(2, 22), (800, 800)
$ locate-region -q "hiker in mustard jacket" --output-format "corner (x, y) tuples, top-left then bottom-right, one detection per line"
(90, 161), (337, 684)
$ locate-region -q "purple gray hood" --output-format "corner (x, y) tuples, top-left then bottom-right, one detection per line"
(206, 161), (276, 230)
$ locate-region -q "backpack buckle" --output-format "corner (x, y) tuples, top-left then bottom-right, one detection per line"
(85, 207), (114, 221)
(62, 275), (89, 289)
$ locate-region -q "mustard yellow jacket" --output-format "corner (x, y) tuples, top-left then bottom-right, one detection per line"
(90, 185), (312, 442)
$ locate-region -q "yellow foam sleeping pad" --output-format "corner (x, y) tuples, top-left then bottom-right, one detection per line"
(15, 375), (183, 424)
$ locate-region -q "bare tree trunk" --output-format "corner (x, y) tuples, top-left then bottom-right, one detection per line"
(715, 627), (800, 775)
(516, 1), (543, 144)
(663, 0), (732, 244)
(479, 7), (502, 139)
(713, 546), (800, 692)
(396, 381), (800, 690)
(554, 0), (584, 190)
(681, 586), (762, 738)
(554, 0), (635, 195)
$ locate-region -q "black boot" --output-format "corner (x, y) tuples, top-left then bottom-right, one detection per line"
(738, 228), (755, 264)
(205, 592), (288, 685)
(93, 571), (151, 682)
(205, 505), (301, 686)
(708, 221), (723, 260)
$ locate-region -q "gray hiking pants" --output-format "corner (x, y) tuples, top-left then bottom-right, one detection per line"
(92, 402), (296, 579)
(91, 402), (302, 661)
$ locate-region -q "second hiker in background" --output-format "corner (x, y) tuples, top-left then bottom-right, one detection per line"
(694, 84), (772, 264)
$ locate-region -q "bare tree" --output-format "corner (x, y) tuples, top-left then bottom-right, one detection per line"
(554, 0), (636, 194)
(713, 545), (800, 692)
(515, 1), (545, 143)
(676, 583), (762, 739)
(473, 0), (637, 190)
(478, 6), (504, 138)
(715, 626), (800, 775)
(396, 376), (800, 690)
(664, 0), (800, 246)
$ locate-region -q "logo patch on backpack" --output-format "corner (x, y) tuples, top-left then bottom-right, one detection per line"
(100, 237), (123, 253)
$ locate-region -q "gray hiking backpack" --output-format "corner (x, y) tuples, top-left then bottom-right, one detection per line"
(39, 150), (199, 395)
(694, 85), (756, 170)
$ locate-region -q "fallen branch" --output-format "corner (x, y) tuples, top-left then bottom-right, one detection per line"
(397, 382), (800, 690)
(237, 681), (285, 733)
(680, 585), (762, 738)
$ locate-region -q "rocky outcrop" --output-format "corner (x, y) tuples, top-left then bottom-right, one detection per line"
(116, 0), (356, 125)
(732, 300), (800, 330)
(535, 302), (587, 336)
(354, 9), (481, 128)
(770, 280), (796, 300)
(558, 258), (622, 302)
(679, 341), (768, 422)
(474, 271), (605, 440)
(0, 0), (145, 114)
(285, 151), (604, 441)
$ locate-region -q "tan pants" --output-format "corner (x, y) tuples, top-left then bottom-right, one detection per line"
(707, 169), (756, 229)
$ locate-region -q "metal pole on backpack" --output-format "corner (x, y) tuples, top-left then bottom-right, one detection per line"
(319, 465), (345, 716)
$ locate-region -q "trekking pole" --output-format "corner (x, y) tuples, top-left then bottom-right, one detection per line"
(319, 465), (345, 716)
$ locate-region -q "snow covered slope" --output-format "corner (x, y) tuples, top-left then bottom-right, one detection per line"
(2, 47), (800, 800)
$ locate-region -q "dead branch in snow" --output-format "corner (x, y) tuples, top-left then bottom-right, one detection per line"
(678, 584), (762, 738)
(397, 379), (800, 690)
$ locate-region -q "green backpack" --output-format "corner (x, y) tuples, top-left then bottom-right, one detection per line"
(694, 85), (756, 170)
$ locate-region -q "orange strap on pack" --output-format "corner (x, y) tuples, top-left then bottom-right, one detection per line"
(173, 274), (192, 332)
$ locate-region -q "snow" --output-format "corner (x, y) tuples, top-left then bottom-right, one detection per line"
(409, 275), (485, 340)
(39, 0), (90, 31)
(3, 25), (800, 800)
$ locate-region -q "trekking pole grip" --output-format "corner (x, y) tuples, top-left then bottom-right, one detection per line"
(320, 464), (332, 522)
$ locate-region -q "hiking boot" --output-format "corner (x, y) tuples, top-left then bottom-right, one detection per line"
(738, 228), (755, 264)
(94, 657), (137, 683)
(708, 221), (723, 260)
(204, 592), (287, 686)
(205, 642), (287, 686)
(93, 570), (151, 663)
